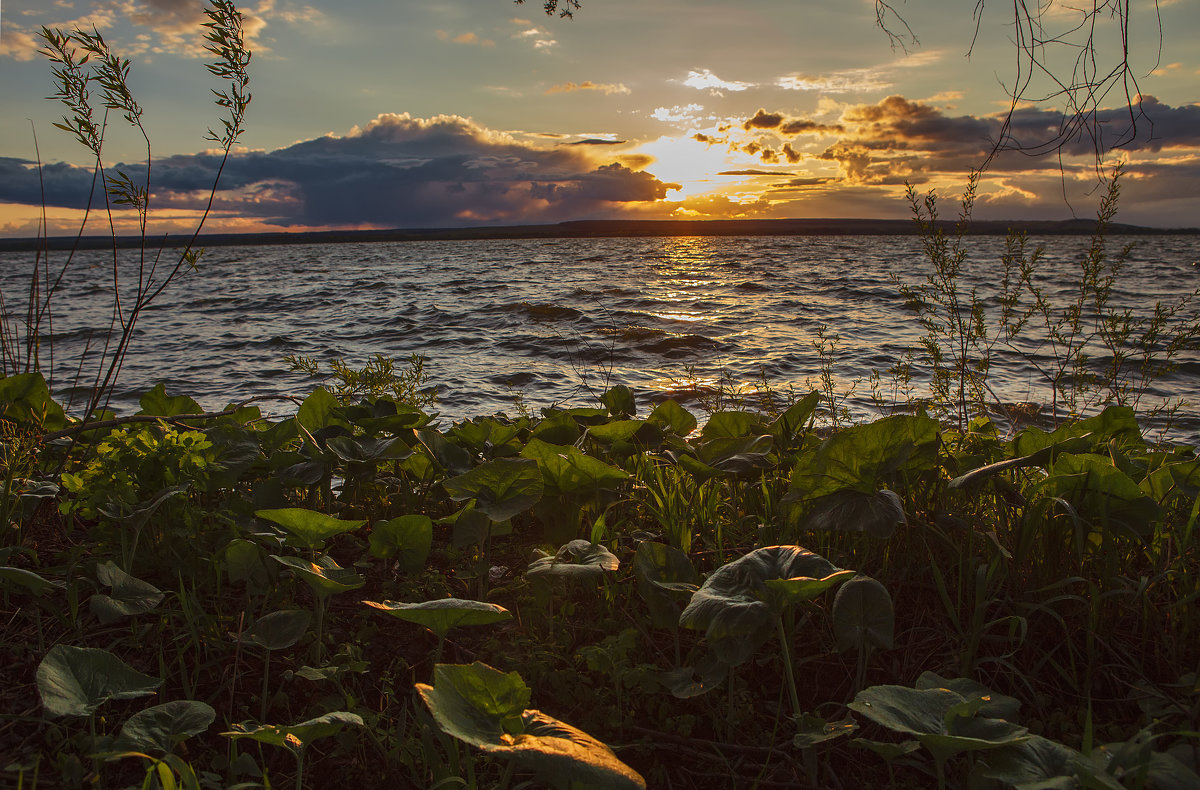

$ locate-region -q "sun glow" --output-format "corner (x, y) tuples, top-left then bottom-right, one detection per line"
(635, 134), (761, 200)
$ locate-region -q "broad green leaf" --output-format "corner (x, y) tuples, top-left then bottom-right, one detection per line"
(238, 610), (311, 651)
(767, 392), (819, 446)
(113, 700), (216, 756)
(416, 428), (474, 476)
(696, 434), (776, 475)
(678, 545), (844, 666)
(90, 562), (165, 625)
(37, 645), (162, 717)
(416, 662), (644, 790)
(832, 575), (895, 652)
(255, 508), (365, 548)
(271, 554), (364, 597)
(439, 502), (493, 549)
(914, 672), (1021, 721)
(587, 419), (645, 444)
(802, 488), (906, 538)
(0, 566), (64, 596)
(601, 385), (636, 418)
(222, 539), (273, 592)
(443, 458), (543, 522)
(763, 570), (854, 605)
(368, 515), (433, 570)
(137, 384), (202, 417)
(0, 372), (68, 430)
(527, 540), (619, 580)
(849, 684), (1030, 766)
(786, 414), (940, 503)
(701, 411), (763, 439)
(362, 599), (511, 640)
(295, 387), (346, 433)
(975, 735), (1094, 790)
(222, 711), (363, 755)
(633, 542), (700, 629)
(1013, 405), (1142, 458)
(792, 714), (858, 748)
(325, 435), (411, 464)
(646, 399), (696, 437)
(520, 438), (628, 496)
(1032, 454), (1162, 537)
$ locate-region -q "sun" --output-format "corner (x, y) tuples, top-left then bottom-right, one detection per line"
(634, 134), (760, 200)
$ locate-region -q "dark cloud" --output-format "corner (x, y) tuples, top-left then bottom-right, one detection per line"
(0, 113), (679, 228)
(743, 109), (784, 130)
(564, 138), (627, 146)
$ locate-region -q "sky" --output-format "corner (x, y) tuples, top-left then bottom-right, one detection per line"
(0, 0), (1197, 236)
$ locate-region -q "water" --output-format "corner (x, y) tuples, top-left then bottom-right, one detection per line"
(2, 234), (1198, 442)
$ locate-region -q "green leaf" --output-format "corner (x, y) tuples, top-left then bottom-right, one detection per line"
(443, 458), (543, 522)
(137, 384), (201, 417)
(601, 385), (636, 418)
(416, 428), (474, 476)
(974, 735), (1092, 790)
(37, 645), (162, 717)
(633, 542), (700, 629)
(701, 411), (763, 439)
(222, 539), (273, 592)
(658, 649), (726, 699)
(520, 438), (629, 497)
(255, 508), (365, 548)
(913, 672), (1021, 721)
(792, 714), (858, 748)
(325, 435), (411, 464)
(802, 488), (907, 538)
(362, 598), (511, 640)
(678, 545), (844, 666)
(238, 610), (311, 651)
(832, 575), (895, 652)
(271, 554), (364, 597)
(646, 399), (696, 437)
(90, 561), (165, 625)
(1033, 454), (1162, 538)
(0, 566), (65, 597)
(587, 419), (645, 444)
(295, 387), (346, 433)
(368, 515), (433, 570)
(848, 684), (1029, 766)
(416, 662), (644, 790)
(763, 570), (855, 606)
(527, 540), (619, 580)
(0, 373), (68, 431)
(112, 700), (215, 756)
(222, 711), (363, 755)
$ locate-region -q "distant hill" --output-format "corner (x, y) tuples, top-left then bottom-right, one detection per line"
(1, 216), (1194, 252)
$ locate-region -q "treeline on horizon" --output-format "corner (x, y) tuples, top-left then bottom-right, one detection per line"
(3, 216), (1194, 252)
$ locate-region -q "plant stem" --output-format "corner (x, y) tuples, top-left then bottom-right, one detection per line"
(776, 615), (801, 719)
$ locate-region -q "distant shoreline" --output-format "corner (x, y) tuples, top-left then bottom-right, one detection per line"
(2, 216), (1196, 252)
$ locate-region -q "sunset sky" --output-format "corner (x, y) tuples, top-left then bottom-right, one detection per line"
(1, 0), (1197, 236)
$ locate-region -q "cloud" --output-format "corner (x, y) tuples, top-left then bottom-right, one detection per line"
(546, 81), (631, 95)
(437, 30), (495, 46)
(682, 69), (752, 94)
(0, 113), (680, 228)
(513, 24), (556, 50)
(717, 169), (791, 176)
(564, 138), (627, 146)
(651, 104), (705, 124)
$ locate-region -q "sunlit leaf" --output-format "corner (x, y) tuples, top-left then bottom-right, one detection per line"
(362, 598), (511, 640)
(527, 540), (619, 580)
(255, 508), (365, 548)
(443, 458), (543, 522)
(416, 662), (645, 790)
(271, 554), (364, 597)
(222, 711), (363, 755)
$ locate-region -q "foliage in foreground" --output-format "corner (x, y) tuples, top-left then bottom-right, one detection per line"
(1, 375), (1198, 789)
